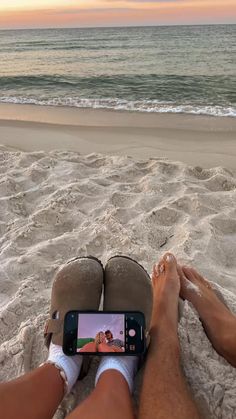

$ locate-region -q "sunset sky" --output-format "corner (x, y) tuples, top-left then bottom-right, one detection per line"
(0, 0), (235, 29)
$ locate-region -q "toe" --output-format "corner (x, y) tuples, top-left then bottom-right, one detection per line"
(182, 266), (212, 290)
(178, 264), (190, 298)
(188, 267), (212, 289)
(177, 264), (187, 282)
(152, 261), (165, 282)
(163, 253), (178, 274)
(180, 265), (202, 298)
(151, 263), (158, 281)
(177, 264), (184, 277)
(158, 260), (165, 275)
(186, 266), (202, 282)
(182, 265), (197, 283)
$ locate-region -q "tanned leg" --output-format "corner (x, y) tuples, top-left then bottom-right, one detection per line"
(68, 370), (134, 419)
(139, 253), (201, 419)
(0, 360), (135, 419)
(0, 364), (64, 419)
(178, 265), (236, 367)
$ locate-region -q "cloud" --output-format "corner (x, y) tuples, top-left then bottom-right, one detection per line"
(106, 0), (180, 2)
(45, 7), (132, 15)
(48, 0), (182, 15)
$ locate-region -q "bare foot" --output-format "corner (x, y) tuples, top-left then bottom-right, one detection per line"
(178, 265), (236, 367)
(150, 253), (180, 348)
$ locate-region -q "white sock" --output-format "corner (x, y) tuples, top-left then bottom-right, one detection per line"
(95, 356), (138, 393)
(47, 343), (83, 393)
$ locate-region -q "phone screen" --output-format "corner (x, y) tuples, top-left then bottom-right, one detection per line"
(63, 311), (145, 355)
(77, 313), (125, 353)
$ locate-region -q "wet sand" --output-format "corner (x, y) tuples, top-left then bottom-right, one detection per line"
(0, 103), (236, 171)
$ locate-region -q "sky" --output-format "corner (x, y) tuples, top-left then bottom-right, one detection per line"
(78, 313), (124, 340)
(0, 0), (235, 29)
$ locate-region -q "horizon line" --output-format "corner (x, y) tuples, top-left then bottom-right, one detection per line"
(0, 22), (235, 31)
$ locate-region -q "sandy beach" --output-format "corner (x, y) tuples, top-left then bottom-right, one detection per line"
(0, 104), (236, 418)
(1, 103), (236, 171)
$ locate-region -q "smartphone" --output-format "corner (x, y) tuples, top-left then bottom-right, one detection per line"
(63, 311), (146, 356)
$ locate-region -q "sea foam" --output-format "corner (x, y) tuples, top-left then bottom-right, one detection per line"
(0, 96), (235, 117)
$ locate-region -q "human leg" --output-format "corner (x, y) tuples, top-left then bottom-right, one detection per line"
(68, 256), (153, 419)
(0, 257), (103, 419)
(67, 369), (134, 419)
(0, 364), (64, 419)
(178, 265), (236, 367)
(139, 253), (201, 419)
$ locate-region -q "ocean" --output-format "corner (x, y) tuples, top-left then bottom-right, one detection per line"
(0, 25), (235, 117)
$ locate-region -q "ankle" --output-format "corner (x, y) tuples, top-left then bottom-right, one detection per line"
(204, 309), (236, 340)
(150, 306), (179, 337)
(217, 316), (236, 367)
(46, 343), (83, 393)
(96, 369), (130, 394)
(95, 356), (138, 393)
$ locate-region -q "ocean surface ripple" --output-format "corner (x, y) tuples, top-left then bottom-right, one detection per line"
(0, 25), (235, 117)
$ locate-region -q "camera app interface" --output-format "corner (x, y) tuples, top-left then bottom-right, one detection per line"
(77, 313), (125, 353)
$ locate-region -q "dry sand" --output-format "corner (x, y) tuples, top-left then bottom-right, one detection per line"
(0, 104), (236, 418)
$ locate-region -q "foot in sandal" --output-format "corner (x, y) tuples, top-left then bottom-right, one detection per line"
(95, 255), (153, 393)
(44, 257), (104, 393)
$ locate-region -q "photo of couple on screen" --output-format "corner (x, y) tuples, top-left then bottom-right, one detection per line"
(77, 313), (125, 353)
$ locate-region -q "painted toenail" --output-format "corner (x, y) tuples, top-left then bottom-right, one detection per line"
(166, 254), (174, 262)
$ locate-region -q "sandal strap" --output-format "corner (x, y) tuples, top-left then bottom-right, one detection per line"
(44, 318), (62, 336)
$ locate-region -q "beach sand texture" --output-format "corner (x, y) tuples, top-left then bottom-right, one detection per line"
(0, 145), (236, 418)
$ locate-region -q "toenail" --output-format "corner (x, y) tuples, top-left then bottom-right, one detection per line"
(166, 254), (174, 262)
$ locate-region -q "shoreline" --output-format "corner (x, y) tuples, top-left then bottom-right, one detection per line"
(1, 103), (236, 128)
(0, 103), (236, 172)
